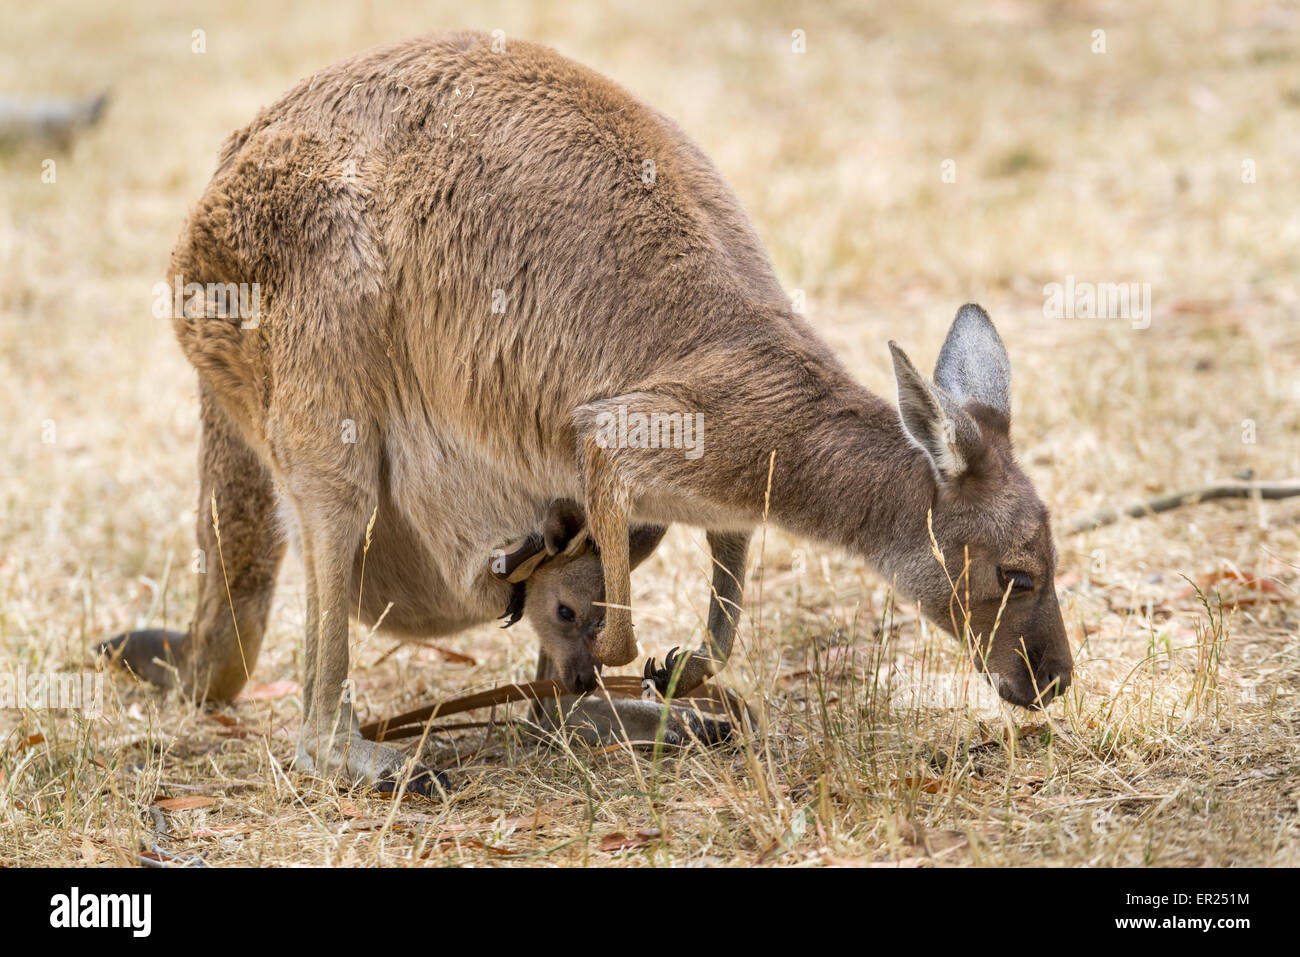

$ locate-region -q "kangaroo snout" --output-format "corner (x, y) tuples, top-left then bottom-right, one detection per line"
(991, 625), (1073, 708)
(556, 621), (604, 694)
(563, 648), (603, 695)
(996, 655), (1072, 709)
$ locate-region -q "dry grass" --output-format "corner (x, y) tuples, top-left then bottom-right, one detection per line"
(2, 0), (1298, 866)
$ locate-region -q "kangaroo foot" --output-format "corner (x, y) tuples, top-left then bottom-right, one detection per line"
(643, 646), (713, 697)
(667, 707), (733, 747)
(97, 629), (186, 689)
(295, 728), (450, 800)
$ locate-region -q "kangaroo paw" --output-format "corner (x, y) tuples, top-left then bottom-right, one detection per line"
(296, 730), (451, 800)
(591, 617), (637, 666)
(679, 709), (733, 747)
(643, 646), (681, 695)
(97, 629), (185, 689)
(645, 646), (714, 695)
(659, 709), (733, 748)
(373, 764), (451, 799)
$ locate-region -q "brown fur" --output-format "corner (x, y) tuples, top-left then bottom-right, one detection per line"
(108, 33), (1070, 791)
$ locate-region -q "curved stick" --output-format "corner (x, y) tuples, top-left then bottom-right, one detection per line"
(1066, 480), (1300, 535)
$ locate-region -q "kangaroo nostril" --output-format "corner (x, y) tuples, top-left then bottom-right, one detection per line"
(1033, 665), (1071, 705)
(1029, 650), (1072, 690)
(568, 667), (599, 695)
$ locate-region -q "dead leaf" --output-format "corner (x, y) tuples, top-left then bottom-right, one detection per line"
(1009, 773), (1046, 793)
(1175, 570), (1288, 604)
(599, 831), (653, 853)
(870, 856), (930, 868)
(684, 796), (732, 809)
(892, 776), (950, 794)
(424, 838), (521, 858)
(188, 824), (253, 839)
(207, 713), (261, 737)
(420, 643), (477, 665)
(592, 740), (660, 754)
(234, 680), (300, 701)
(427, 812), (554, 842)
(154, 796), (216, 811)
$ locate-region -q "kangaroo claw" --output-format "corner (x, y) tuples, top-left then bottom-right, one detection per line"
(373, 764), (451, 800)
(682, 709), (733, 747)
(643, 646), (683, 695)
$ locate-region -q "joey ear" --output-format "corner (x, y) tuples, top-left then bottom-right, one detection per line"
(491, 533), (547, 583)
(889, 341), (983, 483)
(628, 524), (668, 571)
(541, 498), (589, 557)
(933, 303), (1011, 419)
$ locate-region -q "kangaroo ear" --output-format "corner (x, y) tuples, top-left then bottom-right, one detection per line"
(491, 533), (548, 583)
(889, 341), (983, 483)
(933, 303), (1012, 419)
(628, 524), (668, 571)
(541, 498), (589, 557)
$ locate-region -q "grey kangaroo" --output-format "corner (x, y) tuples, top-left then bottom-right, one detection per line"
(103, 32), (1071, 796)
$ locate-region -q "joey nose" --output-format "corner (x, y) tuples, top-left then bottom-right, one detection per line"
(563, 648), (602, 695)
(568, 667), (600, 695)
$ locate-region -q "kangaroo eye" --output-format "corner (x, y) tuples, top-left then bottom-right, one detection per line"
(998, 568), (1034, 594)
(556, 603), (576, 622)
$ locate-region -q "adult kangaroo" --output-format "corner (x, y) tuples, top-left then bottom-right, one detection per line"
(107, 32), (1071, 794)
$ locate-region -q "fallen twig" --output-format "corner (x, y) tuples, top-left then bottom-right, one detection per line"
(139, 805), (208, 868)
(359, 677), (750, 742)
(1066, 480), (1300, 534)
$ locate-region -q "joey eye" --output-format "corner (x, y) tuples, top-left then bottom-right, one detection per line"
(556, 603), (576, 622)
(997, 568), (1034, 594)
